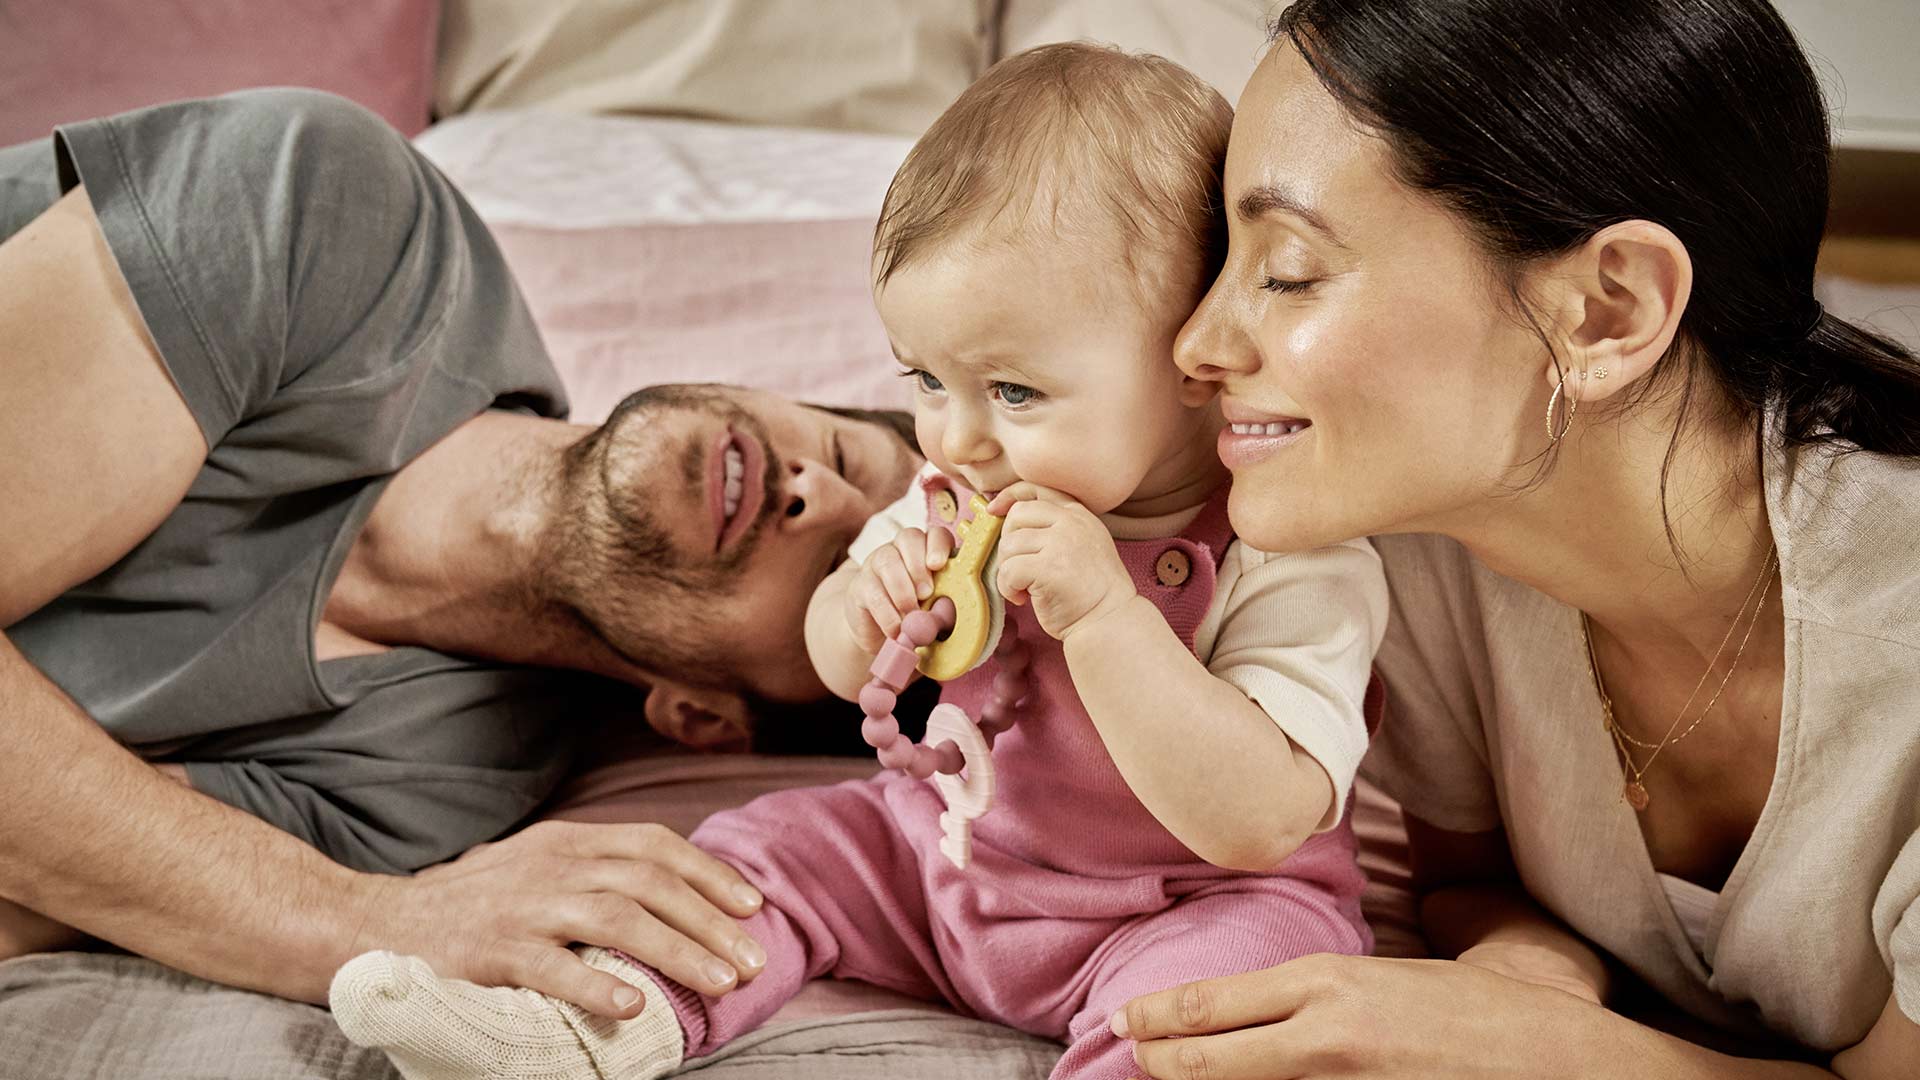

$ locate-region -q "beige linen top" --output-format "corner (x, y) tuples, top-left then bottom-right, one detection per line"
(1363, 434), (1920, 1051)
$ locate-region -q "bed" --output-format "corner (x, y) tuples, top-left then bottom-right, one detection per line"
(0, 101), (1425, 1078)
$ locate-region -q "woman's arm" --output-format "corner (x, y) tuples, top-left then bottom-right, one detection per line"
(1406, 812), (1615, 1004)
(1114, 811), (1912, 1077)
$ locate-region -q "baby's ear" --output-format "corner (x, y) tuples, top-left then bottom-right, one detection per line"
(643, 682), (753, 751)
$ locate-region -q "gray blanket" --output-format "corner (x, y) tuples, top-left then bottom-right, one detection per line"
(0, 953), (1062, 1080)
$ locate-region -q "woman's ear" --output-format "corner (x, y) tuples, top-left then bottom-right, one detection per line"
(643, 682), (753, 751)
(1535, 219), (1693, 404)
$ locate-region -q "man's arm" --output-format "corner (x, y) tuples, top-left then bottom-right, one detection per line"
(0, 188), (766, 1017)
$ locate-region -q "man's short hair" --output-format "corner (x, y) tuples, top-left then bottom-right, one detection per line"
(872, 41), (1234, 294)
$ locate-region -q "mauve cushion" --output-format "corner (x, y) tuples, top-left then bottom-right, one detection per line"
(0, 0), (439, 147)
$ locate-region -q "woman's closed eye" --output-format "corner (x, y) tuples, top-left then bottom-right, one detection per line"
(991, 382), (1041, 409)
(1260, 275), (1315, 295)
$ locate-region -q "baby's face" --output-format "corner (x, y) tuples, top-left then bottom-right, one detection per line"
(874, 240), (1213, 514)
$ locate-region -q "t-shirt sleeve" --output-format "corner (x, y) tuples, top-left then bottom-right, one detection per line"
(1360, 534), (1504, 834)
(1204, 537), (1388, 831)
(53, 89), (565, 453)
(848, 463), (937, 564)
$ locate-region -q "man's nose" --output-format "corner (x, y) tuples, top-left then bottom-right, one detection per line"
(1174, 281), (1259, 383)
(777, 458), (869, 532)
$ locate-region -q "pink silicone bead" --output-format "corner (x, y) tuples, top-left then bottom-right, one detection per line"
(930, 595), (956, 625)
(858, 683), (897, 718)
(991, 670), (1025, 700)
(900, 609), (942, 647)
(862, 715), (901, 746)
(905, 749), (937, 780)
(876, 741), (917, 771)
(869, 639), (920, 689)
(979, 700), (1008, 727)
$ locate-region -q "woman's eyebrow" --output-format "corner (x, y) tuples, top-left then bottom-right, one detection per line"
(1236, 184), (1348, 249)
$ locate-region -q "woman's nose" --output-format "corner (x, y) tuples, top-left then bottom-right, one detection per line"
(1174, 282), (1258, 382)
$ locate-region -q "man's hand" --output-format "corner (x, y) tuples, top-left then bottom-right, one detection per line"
(373, 820), (769, 1020)
(844, 526), (953, 653)
(987, 484), (1135, 641)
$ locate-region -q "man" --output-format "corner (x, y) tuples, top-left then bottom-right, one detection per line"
(0, 89), (920, 1022)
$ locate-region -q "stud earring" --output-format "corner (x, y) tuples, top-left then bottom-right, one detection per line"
(1593, 367), (1609, 380)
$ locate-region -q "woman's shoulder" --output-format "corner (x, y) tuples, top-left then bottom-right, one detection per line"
(1773, 441), (1920, 650)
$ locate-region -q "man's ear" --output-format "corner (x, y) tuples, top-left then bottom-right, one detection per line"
(644, 682), (753, 751)
(1535, 219), (1693, 405)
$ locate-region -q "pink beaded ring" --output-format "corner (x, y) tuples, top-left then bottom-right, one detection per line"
(859, 597), (1031, 779)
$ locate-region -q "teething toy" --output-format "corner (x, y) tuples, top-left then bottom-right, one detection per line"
(924, 704), (995, 869)
(918, 495), (1006, 681)
(859, 492), (1029, 868)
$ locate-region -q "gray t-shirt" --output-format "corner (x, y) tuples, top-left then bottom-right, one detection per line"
(1364, 426), (1920, 1052)
(1, 90), (627, 874)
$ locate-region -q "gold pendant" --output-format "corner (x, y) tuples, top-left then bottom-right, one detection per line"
(1623, 781), (1650, 811)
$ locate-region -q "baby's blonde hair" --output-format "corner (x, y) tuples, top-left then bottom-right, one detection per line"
(873, 42), (1234, 297)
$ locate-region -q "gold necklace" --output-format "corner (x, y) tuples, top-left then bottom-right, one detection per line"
(1580, 546), (1777, 811)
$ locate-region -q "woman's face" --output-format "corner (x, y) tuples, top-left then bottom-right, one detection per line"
(1175, 44), (1551, 553)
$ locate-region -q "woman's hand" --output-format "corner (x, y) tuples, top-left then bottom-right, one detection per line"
(1455, 940), (1605, 1005)
(987, 483), (1135, 641)
(372, 819), (768, 1020)
(1115, 953), (1622, 1079)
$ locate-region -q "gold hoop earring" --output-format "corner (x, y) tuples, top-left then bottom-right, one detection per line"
(1546, 369), (1579, 443)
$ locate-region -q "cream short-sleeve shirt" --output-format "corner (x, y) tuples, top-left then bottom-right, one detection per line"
(851, 465), (1388, 826)
(1363, 435), (1920, 1051)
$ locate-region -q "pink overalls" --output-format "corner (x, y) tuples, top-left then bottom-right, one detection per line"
(651, 481), (1372, 1079)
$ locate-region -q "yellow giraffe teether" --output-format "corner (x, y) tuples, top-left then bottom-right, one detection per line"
(918, 494), (1004, 681)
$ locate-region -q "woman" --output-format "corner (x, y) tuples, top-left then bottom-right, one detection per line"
(1117, 0), (1920, 1076)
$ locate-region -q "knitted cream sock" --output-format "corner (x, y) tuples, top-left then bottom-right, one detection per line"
(329, 947), (684, 1080)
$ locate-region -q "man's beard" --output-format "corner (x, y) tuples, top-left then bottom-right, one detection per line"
(556, 384), (780, 687)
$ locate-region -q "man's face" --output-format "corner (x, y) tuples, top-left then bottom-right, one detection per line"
(568, 383), (922, 703)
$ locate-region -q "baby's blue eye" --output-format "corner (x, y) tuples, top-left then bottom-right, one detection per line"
(904, 369), (943, 393)
(994, 382), (1038, 407)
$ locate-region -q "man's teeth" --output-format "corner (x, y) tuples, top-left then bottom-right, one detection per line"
(1229, 421), (1309, 436)
(723, 445), (744, 520)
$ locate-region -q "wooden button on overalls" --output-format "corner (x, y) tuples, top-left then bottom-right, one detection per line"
(932, 488), (959, 524)
(1154, 549), (1192, 587)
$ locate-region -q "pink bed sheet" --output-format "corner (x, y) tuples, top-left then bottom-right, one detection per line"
(541, 727), (1425, 1026)
(489, 219), (907, 426)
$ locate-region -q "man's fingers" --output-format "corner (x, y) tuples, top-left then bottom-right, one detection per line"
(1128, 1023), (1302, 1080)
(1115, 963), (1316, 1041)
(560, 899), (742, 999)
(509, 944), (650, 1020)
(573, 863), (767, 985)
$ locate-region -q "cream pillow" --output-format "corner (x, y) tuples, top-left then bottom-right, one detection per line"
(437, 0), (993, 136)
(995, 0), (1275, 104)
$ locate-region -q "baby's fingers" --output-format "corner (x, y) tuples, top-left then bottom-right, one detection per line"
(923, 525), (953, 573)
(890, 529), (937, 601)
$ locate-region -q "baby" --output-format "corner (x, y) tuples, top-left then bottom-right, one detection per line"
(332, 43), (1388, 1080)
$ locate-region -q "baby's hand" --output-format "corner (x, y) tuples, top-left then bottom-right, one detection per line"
(844, 526), (955, 655)
(987, 483), (1135, 641)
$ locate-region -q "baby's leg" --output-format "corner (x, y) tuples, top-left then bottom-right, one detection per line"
(333, 779), (949, 1080)
(1051, 882), (1368, 1080)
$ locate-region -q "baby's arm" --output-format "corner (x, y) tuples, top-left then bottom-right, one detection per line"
(1064, 541), (1388, 872)
(1065, 598), (1334, 871)
(805, 476), (949, 701)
